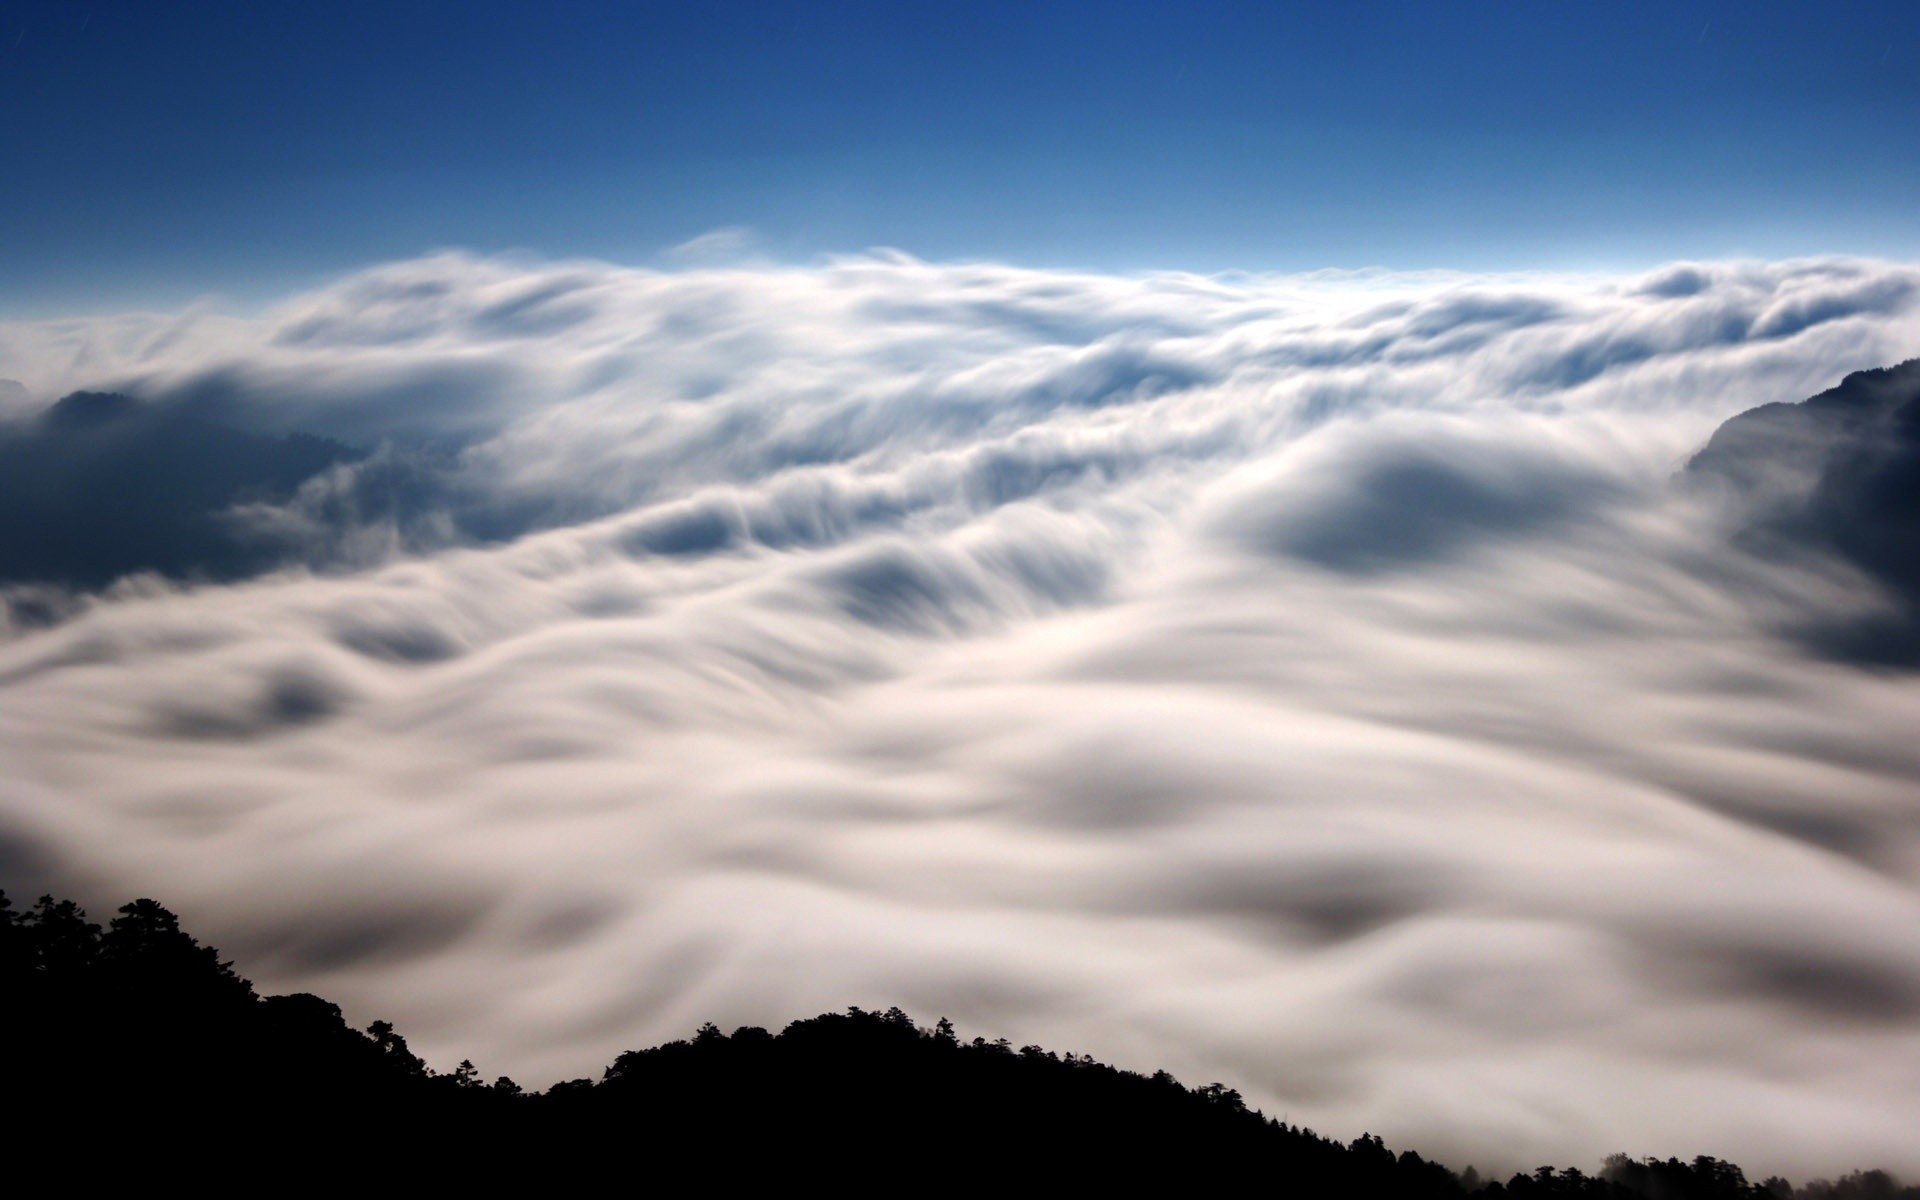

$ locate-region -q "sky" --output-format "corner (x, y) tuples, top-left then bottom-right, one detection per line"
(5, 1), (1920, 1187)
(5, 1), (1920, 312)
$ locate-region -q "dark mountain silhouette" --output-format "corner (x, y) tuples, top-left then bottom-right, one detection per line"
(3, 886), (1913, 1195)
(1686, 359), (1920, 666)
(0, 391), (361, 590)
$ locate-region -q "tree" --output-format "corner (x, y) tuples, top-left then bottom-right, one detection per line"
(23, 894), (101, 973)
(367, 1019), (428, 1077)
(101, 898), (252, 1003)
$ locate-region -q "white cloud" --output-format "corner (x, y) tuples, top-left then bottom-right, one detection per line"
(2, 252), (1919, 1179)
(665, 226), (760, 263)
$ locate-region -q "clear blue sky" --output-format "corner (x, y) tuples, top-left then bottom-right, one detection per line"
(5, 0), (1919, 313)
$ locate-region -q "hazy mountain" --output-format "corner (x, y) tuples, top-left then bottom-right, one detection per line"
(0, 391), (361, 589)
(1687, 359), (1920, 665)
(0, 378), (30, 414)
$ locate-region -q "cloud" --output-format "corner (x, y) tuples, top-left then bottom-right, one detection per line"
(1214, 417), (1626, 575)
(2, 253), (1920, 1180)
(666, 226), (760, 264)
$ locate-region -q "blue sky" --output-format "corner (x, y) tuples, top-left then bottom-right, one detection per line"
(5, 0), (1919, 313)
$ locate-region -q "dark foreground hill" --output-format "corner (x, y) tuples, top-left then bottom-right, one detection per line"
(3, 889), (1913, 1195)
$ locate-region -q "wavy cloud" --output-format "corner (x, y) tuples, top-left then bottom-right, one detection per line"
(2, 253), (1919, 1179)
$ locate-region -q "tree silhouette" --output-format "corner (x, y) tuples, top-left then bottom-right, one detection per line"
(3, 884), (1916, 1196)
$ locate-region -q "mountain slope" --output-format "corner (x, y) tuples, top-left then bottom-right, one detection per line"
(1686, 359), (1920, 664)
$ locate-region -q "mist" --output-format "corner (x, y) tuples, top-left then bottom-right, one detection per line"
(3, 252), (1918, 1179)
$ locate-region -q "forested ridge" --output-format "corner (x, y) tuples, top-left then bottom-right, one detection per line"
(3, 887), (1913, 1195)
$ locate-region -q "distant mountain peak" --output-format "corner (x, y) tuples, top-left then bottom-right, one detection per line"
(41, 390), (145, 431)
(0, 390), (364, 592)
(1686, 357), (1920, 666)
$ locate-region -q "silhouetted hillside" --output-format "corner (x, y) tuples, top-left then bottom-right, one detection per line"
(1686, 359), (1920, 665)
(3, 887), (1913, 1195)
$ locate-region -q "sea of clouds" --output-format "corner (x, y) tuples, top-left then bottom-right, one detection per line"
(2, 252), (1919, 1178)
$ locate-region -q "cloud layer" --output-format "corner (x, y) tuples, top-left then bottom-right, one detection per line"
(3, 253), (1920, 1179)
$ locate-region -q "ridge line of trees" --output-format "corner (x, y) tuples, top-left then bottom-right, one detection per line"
(3, 888), (1911, 1196)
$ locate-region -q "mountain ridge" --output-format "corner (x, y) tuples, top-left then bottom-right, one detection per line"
(4, 886), (1910, 1195)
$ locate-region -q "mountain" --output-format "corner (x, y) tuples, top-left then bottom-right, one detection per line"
(5, 886), (1912, 1196)
(0, 378), (30, 413)
(0, 391), (361, 590)
(1686, 359), (1920, 665)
